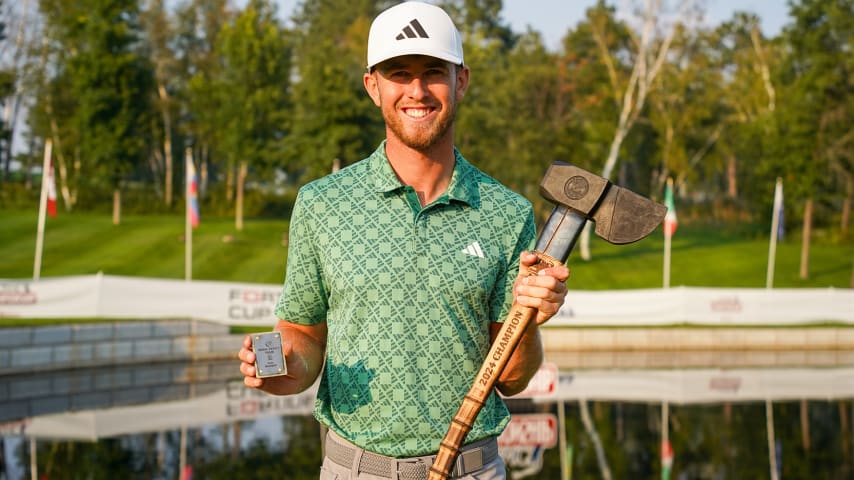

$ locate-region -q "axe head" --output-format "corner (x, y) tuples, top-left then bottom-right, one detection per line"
(535, 162), (667, 262)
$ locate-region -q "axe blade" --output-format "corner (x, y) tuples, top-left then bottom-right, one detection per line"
(593, 185), (668, 244)
(536, 161), (666, 262)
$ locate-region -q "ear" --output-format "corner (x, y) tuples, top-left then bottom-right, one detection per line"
(364, 72), (381, 107)
(455, 65), (470, 102)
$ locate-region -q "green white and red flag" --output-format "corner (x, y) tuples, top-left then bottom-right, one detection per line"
(661, 439), (674, 480)
(664, 178), (677, 237)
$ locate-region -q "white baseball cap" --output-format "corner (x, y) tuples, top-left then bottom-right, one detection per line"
(366, 1), (464, 70)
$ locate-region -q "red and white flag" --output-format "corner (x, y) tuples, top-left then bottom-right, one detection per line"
(46, 160), (57, 217)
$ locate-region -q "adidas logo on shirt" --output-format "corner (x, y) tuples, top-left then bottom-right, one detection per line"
(396, 19), (429, 40)
(461, 241), (485, 258)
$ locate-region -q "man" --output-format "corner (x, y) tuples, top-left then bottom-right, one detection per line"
(237, 2), (570, 478)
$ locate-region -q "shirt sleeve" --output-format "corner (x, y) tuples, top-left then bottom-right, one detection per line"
(490, 204), (537, 323)
(274, 187), (329, 325)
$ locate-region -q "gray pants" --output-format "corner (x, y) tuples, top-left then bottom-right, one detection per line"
(320, 430), (506, 480)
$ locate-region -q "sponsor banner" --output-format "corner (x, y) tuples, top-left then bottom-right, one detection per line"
(498, 413), (557, 448)
(2, 275), (853, 326)
(508, 362), (557, 399)
(1, 274), (281, 326)
(98, 276), (282, 325)
(549, 367), (854, 404)
(23, 380), (317, 440)
(0, 275), (100, 318)
(548, 286), (854, 326)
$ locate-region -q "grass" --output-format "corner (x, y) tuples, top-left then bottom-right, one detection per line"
(1, 210), (290, 284)
(1, 209), (852, 289)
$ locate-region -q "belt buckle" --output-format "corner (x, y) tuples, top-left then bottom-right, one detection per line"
(456, 447), (484, 475)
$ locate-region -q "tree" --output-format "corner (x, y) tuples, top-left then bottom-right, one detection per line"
(708, 12), (780, 212)
(211, 0), (292, 230)
(140, 0), (180, 206)
(575, 0), (688, 260)
(0, 0), (33, 182)
(37, 0), (154, 221)
(286, 0), (381, 181)
(175, 0), (231, 204)
(772, 0), (853, 279)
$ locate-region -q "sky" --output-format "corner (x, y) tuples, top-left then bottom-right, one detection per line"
(501, 0), (791, 49)
(273, 0), (791, 50)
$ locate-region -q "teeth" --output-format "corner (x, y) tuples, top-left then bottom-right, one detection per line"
(405, 108), (430, 118)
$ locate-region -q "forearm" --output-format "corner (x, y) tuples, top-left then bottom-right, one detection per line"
(492, 320), (544, 397)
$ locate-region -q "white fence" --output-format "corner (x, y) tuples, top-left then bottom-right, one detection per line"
(1, 274), (853, 326)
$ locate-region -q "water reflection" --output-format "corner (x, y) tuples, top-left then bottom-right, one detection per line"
(2, 360), (853, 479)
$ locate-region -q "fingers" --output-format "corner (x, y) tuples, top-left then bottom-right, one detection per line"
(238, 335), (263, 388)
(516, 251), (570, 324)
(519, 251), (571, 281)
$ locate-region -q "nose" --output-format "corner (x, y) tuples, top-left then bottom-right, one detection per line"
(406, 75), (428, 99)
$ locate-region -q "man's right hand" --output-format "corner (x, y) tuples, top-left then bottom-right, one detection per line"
(237, 320), (328, 395)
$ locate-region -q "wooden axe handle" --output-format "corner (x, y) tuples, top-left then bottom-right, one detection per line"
(428, 252), (562, 479)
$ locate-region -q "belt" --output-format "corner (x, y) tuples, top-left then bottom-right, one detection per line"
(325, 430), (499, 480)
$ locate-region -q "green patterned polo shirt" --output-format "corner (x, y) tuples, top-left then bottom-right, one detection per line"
(275, 142), (536, 457)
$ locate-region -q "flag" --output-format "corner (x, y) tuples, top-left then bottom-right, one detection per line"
(766, 178), (784, 289)
(661, 439), (674, 480)
(46, 159), (57, 217)
(775, 182), (784, 241)
(187, 157), (199, 228)
(664, 178), (677, 237)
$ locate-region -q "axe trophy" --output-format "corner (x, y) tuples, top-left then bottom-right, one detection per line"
(428, 162), (667, 479)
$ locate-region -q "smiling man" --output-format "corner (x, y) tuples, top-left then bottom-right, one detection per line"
(237, 2), (570, 479)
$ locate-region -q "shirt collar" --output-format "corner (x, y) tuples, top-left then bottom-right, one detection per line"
(369, 141), (480, 207)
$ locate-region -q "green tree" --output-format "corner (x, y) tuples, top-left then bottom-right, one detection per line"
(141, 0), (181, 206)
(37, 0), (154, 220)
(772, 0), (853, 278)
(0, 0), (19, 182)
(287, 0), (381, 181)
(212, 0), (292, 230)
(175, 0), (231, 205)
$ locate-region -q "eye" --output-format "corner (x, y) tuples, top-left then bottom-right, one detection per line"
(386, 70), (412, 82)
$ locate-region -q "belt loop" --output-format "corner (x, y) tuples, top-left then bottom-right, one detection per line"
(390, 459), (399, 480)
(350, 443), (363, 478)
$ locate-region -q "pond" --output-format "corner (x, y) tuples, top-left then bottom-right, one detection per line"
(2, 358), (852, 479)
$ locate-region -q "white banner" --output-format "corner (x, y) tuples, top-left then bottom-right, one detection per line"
(20, 380), (317, 440)
(1, 274), (282, 327)
(548, 286), (854, 326)
(2, 275), (853, 326)
(0, 275), (101, 318)
(549, 367), (854, 404)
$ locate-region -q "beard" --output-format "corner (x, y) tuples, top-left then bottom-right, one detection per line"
(382, 97), (458, 151)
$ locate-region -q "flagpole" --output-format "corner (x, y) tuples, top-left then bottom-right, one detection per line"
(766, 178), (783, 288)
(185, 148), (192, 282)
(766, 399), (779, 480)
(33, 139), (53, 280)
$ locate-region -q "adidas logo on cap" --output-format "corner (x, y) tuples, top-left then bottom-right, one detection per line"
(396, 19), (429, 40)
(367, 1), (464, 69)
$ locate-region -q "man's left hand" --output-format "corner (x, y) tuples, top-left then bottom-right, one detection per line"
(513, 251), (570, 325)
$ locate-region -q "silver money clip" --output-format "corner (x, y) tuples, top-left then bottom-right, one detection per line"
(252, 331), (288, 378)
